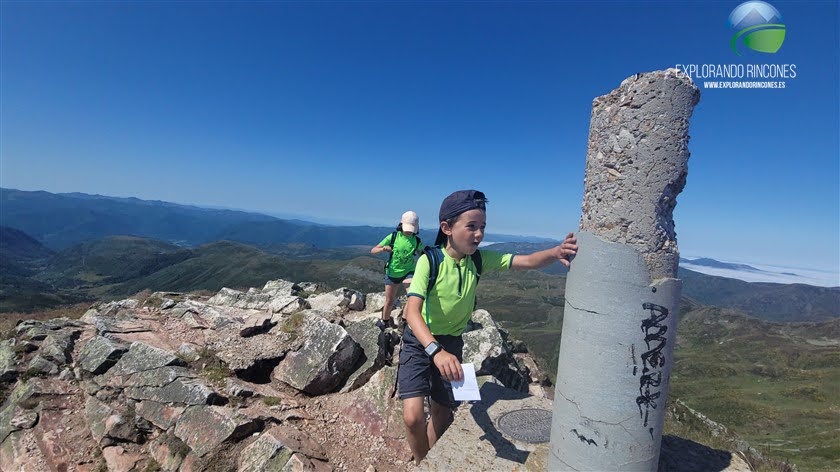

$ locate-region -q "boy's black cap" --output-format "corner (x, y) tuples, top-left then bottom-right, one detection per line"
(435, 190), (488, 246)
(438, 190), (488, 222)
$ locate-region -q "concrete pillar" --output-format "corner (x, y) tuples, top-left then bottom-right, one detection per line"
(548, 69), (700, 471)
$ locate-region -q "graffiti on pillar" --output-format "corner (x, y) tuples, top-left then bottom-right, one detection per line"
(570, 429), (598, 447)
(634, 302), (669, 427)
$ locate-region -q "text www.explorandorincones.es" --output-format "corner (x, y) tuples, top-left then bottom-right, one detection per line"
(703, 81), (786, 89)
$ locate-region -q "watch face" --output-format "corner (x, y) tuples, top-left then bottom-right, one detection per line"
(425, 342), (440, 356)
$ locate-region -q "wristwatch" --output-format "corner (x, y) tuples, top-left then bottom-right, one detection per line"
(424, 341), (444, 358)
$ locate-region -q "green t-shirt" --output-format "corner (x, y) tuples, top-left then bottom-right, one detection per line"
(407, 249), (514, 336)
(379, 232), (422, 278)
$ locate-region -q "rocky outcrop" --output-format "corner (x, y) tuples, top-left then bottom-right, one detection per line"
(306, 288), (366, 313)
(0, 276), (751, 472)
(272, 310), (362, 394)
(463, 309), (531, 392)
(0, 278), (420, 471)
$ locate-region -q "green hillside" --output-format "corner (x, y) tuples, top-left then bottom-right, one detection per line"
(0, 226), (54, 267)
(0, 226), (70, 311)
(679, 268), (839, 322)
(670, 306), (840, 471)
(39, 236), (192, 288)
(99, 241), (386, 297)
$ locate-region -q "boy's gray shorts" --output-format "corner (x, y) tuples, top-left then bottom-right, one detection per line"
(397, 327), (463, 408)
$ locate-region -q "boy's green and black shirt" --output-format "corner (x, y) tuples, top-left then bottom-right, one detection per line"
(407, 249), (514, 336)
(378, 232), (422, 278)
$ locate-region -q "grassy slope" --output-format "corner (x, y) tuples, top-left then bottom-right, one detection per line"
(670, 307), (840, 471)
(102, 241), (387, 297)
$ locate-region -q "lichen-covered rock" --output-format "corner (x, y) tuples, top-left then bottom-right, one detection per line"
(85, 396), (114, 443)
(173, 406), (261, 457)
(126, 378), (223, 405)
(111, 366), (195, 389)
(240, 312), (276, 337)
(0, 382), (36, 444)
(272, 311), (361, 395)
(238, 428), (295, 472)
(137, 400), (185, 430)
(342, 366), (406, 447)
(305, 287), (364, 312)
(348, 291), (365, 311)
(341, 319), (392, 393)
(81, 304), (150, 335)
(28, 355), (59, 376)
(171, 300), (241, 329)
(148, 434), (188, 471)
(40, 331), (77, 365)
(463, 310), (529, 391)
(238, 425), (328, 472)
(305, 289), (349, 312)
(77, 336), (129, 375)
(262, 279), (299, 297)
(86, 396), (140, 443)
(268, 295), (309, 314)
(297, 282), (322, 294)
(208, 288), (273, 311)
(364, 292), (387, 314)
(177, 343), (201, 362)
(15, 318), (84, 341)
(0, 339), (17, 382)
(107, 342), (184, 377)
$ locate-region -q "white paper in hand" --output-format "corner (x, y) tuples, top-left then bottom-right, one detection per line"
(451, 363), (481, 401)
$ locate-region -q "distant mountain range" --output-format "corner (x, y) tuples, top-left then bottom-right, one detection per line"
(2, 227), (837, 322)
(0, 188), (556, 250)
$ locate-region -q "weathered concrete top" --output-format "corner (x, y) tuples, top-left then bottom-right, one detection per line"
(580, 68), (700, 280)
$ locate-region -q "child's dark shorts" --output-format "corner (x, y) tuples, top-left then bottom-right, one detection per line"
(397, 326), (463, 409)
(384, 271), (414, 286)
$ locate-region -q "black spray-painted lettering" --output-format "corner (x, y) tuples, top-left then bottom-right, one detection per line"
(570, 429), (598, 447)
(635, 302), (669, 427)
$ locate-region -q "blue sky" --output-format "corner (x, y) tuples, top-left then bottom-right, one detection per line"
(1, 1), (838, 273)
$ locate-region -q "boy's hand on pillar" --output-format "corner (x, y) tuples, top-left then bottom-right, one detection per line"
(557, 232), (578, 267)
(433, 351), (463, 382)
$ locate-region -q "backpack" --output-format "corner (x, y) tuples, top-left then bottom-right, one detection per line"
(422, 245), (483, 298)
(384, 231), (422, 272)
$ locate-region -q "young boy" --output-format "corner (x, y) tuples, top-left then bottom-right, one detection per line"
(398, 189), (577, 463)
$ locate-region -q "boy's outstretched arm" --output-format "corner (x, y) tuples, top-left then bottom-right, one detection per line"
(404, 297), (464, 382)
(511, 232), (577, 270)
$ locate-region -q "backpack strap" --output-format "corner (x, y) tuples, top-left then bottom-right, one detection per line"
(384, 231), (398, 272)
(471, 250), (483, 282)
(422, 245), (444, 326)
(423, 245), (444, 293)
(471, 250), (482, 310)
(414, 236), (422, 254)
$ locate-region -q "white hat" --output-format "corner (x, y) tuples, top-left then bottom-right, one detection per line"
(400, 211), (419, 233)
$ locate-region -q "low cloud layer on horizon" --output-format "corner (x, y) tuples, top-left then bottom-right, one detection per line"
(682, 261), (839, 288)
